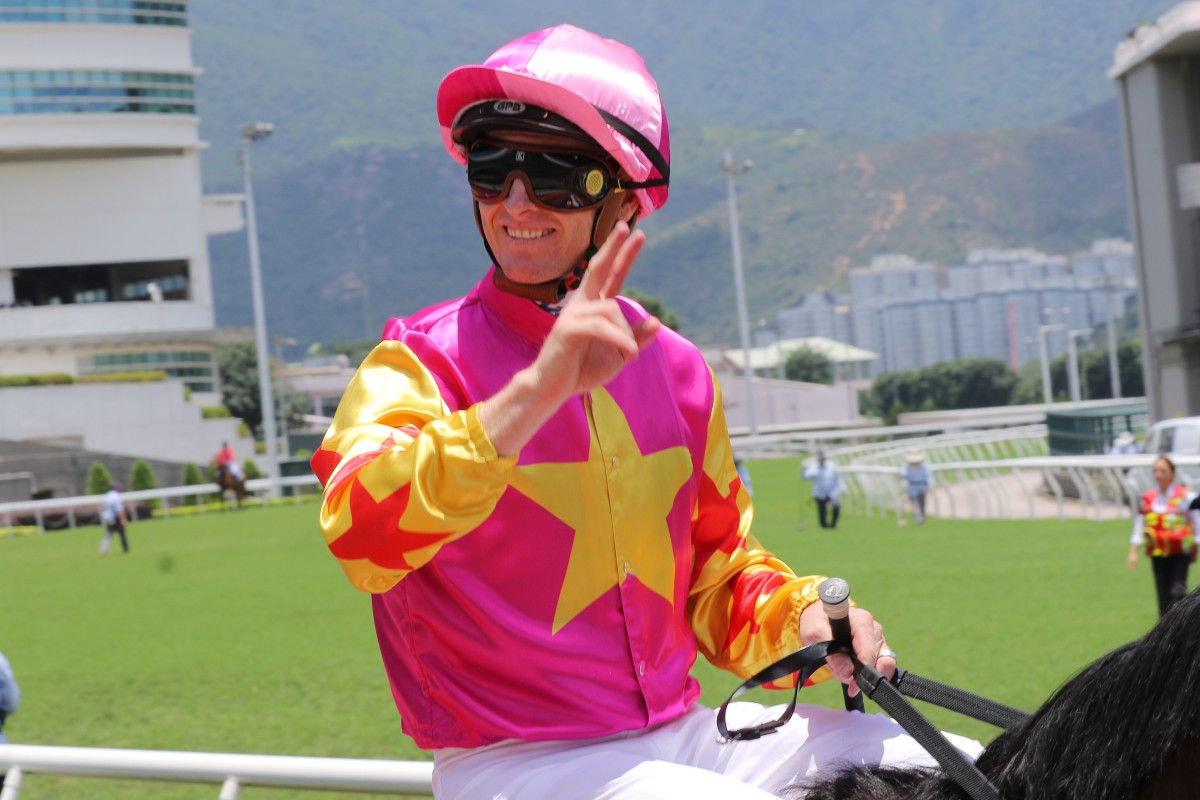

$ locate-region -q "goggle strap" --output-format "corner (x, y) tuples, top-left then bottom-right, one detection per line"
(594, 106), (671, 186)
(591, 191), (628, 251)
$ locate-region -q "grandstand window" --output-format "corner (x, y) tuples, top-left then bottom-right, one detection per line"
(0, 1), (187, 27)
(88, 348), (215, 394)
(0, 69), (195, 115)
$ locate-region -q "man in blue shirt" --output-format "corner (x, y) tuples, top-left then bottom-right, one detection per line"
(803, 450), (847, 529)
(99, 482), (129, 555)
(0, 650), (17, 790)
(0, 649), (18, 743)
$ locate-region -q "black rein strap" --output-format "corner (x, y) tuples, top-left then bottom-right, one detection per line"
(853, 660), (1001, 800)
(717, 641), (1029, 800)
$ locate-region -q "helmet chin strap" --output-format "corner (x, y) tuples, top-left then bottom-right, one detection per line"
(475, 192), (633, 304)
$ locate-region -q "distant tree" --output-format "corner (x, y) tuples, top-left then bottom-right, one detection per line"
(219, 342), (312, 440)
(784, 346), (834, 384)
(243, 460), (263, 480)
(1037, 338), (1143, 403)
(1013, 359), (1047, 404)
(863, 358), (1019, 422)
(1118, 339), (1144, 397)
(623, 287), (680, 332)
(219, 342), (262, 436)
(929, 359), (1018, 409)
(129, 460), (159, 509)
(181, 462), (205, 507)
(86, 461), (113, 495)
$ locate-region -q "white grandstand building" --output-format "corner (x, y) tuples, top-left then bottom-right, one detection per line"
(0, 1), (255, 476)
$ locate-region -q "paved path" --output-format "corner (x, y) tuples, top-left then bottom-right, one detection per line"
(877, 468), (1136, 523)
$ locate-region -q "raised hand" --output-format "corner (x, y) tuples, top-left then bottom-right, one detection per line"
(479, 221), (661, 457)
(534, 222), (661, 398)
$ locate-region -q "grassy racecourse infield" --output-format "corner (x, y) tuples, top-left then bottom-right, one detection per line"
(0, 457), (1180, 799)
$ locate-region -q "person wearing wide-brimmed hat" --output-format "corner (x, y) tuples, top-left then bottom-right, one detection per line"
(1108, 431), (1138, 456)
(900, 448), (934, 525)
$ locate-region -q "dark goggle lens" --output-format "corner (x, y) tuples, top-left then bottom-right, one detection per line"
(467, 147), (614, 209)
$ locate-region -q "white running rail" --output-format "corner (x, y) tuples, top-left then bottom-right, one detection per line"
(0, 744), (434, 798)
(834, 453), (1200, 522)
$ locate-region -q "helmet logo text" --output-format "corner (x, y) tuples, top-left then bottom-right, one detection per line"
(492, 101), (525, 115)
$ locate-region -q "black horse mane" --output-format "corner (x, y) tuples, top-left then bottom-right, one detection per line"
(796, 588), (1200, 800)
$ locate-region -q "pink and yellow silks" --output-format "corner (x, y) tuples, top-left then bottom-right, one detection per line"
(311, 269), (830, 750)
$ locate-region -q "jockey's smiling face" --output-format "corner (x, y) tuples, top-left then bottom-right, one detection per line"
(474, 132), (638, 288)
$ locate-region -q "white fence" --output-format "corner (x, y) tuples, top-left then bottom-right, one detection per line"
(0, 475), (321, 535)
(0, 744), (433, 798)
(827, 439), (1200, 522)
(733, 419), (1200, 522)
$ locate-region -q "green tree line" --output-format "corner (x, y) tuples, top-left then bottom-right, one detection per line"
(861, 341), (1143, 424)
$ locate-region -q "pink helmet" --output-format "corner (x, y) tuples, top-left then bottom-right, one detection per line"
(437, 24), (670, 217)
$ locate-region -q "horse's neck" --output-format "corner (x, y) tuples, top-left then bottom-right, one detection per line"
(1140, 737), (1200, 800)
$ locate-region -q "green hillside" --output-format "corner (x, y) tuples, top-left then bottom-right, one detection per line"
(189, 1), (1167, 184)
(192, 2), (1153, 350)
(209, 103), (1125, 348)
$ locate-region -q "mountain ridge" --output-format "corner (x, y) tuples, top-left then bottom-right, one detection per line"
(209, 99), (1127, 348)
(191, 2), (1154, 349)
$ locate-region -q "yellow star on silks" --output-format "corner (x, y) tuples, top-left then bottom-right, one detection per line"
(509, 388), (694, 634)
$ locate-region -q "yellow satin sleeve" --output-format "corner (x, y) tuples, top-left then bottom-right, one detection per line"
(316, 340), (516, 593)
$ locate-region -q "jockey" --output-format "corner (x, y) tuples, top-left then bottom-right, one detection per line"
(311, 24), (980, 799)
(215, 441), (243, 481)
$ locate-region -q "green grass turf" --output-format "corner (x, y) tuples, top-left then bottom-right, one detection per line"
(0, 458), (1182, 798)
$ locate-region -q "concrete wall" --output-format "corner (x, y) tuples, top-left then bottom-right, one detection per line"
(0, 381), (256, 474)
(1113, 16), (1200, 421)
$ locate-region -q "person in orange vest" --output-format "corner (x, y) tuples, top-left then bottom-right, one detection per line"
(1127, 456), (1200, 616)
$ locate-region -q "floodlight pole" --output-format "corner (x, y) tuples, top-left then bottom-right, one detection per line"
(239, 122), (280, 498)
(1067, 328), (1093, 403)
(723, 149), (756, 437)
(1037, 323), (1066, 405)
(1102, 278), (1122, 398)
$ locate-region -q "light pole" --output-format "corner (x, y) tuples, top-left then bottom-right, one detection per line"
(722, 149), (756, 436)
(1037, 323), (1066, 405)
(834, 304), (854, 419)
(1066, 328), (1093, 403)
(239, 121), (280, 497)
(1101, 277), (1122, 398)
(272, 334), (297, 461)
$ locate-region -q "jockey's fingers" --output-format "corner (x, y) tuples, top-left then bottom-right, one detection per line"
(576, 222), (633, 302)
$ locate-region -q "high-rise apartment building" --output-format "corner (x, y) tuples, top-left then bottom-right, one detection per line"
(777, 240), (1137, 376)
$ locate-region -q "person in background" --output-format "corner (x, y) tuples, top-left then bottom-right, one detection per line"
(1126, 456), (1200, 616)
(1108, 431), (1138, 456)
(0, 649), (17, 790)
(734, 457), (754, 497)
(98, 481), (129, 555)
(0, 649), (17, 743)
(899, 448), (934, 525)
(311, 24), (978, 799)
(802, 450), (847, 529)
(214, 441), (244, 482)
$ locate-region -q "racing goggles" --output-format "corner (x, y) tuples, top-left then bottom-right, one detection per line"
(466, 144), (622, 210)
